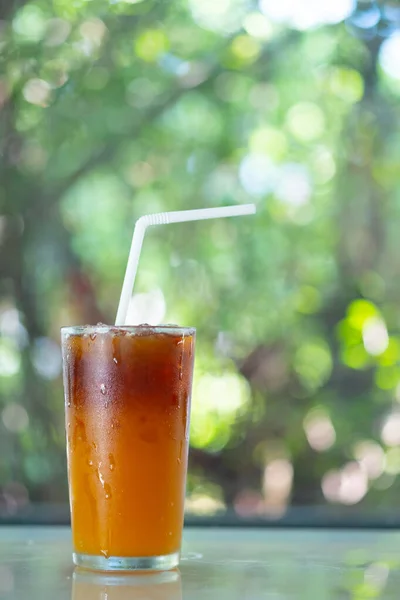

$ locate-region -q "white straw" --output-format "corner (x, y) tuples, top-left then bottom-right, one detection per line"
(115, 204), (256, 326)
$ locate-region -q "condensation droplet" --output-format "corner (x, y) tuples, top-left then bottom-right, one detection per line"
(67, 401), (71, 407)
(177, 458), (181, 465)
(113, 357), (118, 364)
(88, 460), (93, 466)
(90, 333), (97, 341)
(98, 465), (105, 488)
(100, 383), (106, 395)
(178, 352), (184, 381)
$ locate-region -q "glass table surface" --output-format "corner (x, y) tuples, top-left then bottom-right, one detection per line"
(0, 526), (400, 599)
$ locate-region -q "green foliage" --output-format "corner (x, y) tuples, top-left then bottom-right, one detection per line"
(1, 0), (400, 519)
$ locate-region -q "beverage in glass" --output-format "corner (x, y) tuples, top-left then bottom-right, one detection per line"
(62, 324), (195, 571)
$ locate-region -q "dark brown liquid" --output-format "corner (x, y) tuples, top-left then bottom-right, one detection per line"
(62, 326), (195, 558)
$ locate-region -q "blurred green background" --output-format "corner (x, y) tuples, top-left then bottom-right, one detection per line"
(1, 0), (400, 523)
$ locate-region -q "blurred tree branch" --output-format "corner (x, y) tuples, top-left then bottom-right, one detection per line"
(48, 30), (299, 212)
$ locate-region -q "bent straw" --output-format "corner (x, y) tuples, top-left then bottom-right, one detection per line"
(115, 204), (256, 325)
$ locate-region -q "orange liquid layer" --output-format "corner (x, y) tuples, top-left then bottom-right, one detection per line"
(63, 328), (195, 558)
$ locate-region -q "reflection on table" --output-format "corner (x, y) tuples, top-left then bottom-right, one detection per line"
(72, 569), (182, 600)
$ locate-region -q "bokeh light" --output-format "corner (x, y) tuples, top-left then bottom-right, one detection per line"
(303, 408), (336, 452)
(2, 403), (29, 433)
(322, 462), (368, 505)
(239, 154), (277, 196)
(362, 317), (389, 356)
(243, 12), (273, 39)
(185, 494), (226, 516)
(353, 440), (385, 480)
(189, 0), (247, 34)
(12, 5), (46, 41)
(286, 102), (325, 142)
(381, 413), (400, 446)
(22, 79), (51, 107)
(275, 163), (312, 208)
(263, 458), (293, 515)
(384, 447), (400, 474)
(380, 32), (400, 80)
(191, 372), (250, 451)
(44, 18), (71, 47)
(0, 340), (21, 377)
(32, 338), (62, 380)
(259, 0), (355, 30)
(126, 289), (166, 325)
(0, 308), (28, 348)
(135, 29), (169, 62)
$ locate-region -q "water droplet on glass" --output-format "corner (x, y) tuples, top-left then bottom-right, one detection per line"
(88, 460), (93, 466)
(178, 352), (184, 381)
(177, 458), (181, 465)
(90, 333), (97, 341)
(100, 548), (109, 558)
(98, 465), (105, 487)
(113, 357), (118, 364)
(109, 453), (115, 470)
(104, 483), (112, 499)
(67, 401), (71, 407)
(100, 383), (106, 395)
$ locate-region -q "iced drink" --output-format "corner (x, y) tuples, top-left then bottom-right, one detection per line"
(61, 324), (195, 571)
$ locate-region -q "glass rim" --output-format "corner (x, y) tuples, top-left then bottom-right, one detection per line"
(61, 324), (196, 336)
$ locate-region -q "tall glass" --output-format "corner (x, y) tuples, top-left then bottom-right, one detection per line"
(61, 324), (195, 571)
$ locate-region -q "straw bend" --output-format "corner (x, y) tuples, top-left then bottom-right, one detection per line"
(138, 213), (170, 228)
(115, 203), (256, 325)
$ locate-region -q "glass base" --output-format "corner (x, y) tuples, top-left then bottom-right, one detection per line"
(73, 551), (180, 572)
